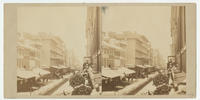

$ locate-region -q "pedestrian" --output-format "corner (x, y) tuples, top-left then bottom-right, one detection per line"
(83, 60), (89, 71)
(167, 59), (176, 86)
(167, 59), (172, 78)
(82, 58), (94, 89)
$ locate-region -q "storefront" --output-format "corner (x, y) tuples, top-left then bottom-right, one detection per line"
(17, 70), (39, 92)
(49, 65), (69, 79)
(102, 68), (121, 91)
(32, 68), (50, 82)
(132, 65), (147, 78)
(116, 67), (136, 81)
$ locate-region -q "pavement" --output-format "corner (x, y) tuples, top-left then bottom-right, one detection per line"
(17, 74), (72, 96)
(134, 79), (186, 96)
(132, 72), (186, 96)
(119, 72), (158, 95)
(17, 79), (63, 96)
(101, 72), (159, 96)
(169, 72), (186, 95)
(174, 72), (186, 84)
(135, 81), (155, 95)
(169, 84), (186, 95)
(51, 80), (73, 96)
(17, 71), (186, 96)
(52, 73), (102, 96)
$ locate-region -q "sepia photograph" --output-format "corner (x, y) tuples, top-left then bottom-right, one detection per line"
(101, 5), (187, 96)
(15, 5), (102, 96)
(4, 3), (196, 98)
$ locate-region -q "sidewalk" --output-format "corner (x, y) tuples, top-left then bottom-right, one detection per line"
(101, 72), (159, 96)
(118, 72), (158, 95)
(41, 74), (71, 95)
(17, 74), (71, 96)
(169, 72), (186, 95)
(17, 79), (64, 96)
(174, 72), (186, 84)
(52, 80), (72, 96)
(135, 81), (156, 95)
(52, 73), (101, 96)
(169, 83), (186, 95)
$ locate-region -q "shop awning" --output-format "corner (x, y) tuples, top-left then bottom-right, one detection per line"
(41, 65), (50, 69)
(17, 77), (23, 81)
(117, 67), (136, 75)
(59, 65), (68, 69)
(17, 70), (38, 79)
(33, 68), (50, 76)
(135, 65), (146, 68)
(144, 65), (153, 68)
(102, 68), (121, 78)
(51, 66), (63, 69)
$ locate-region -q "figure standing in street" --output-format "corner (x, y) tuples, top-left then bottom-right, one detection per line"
(83, 60), (89, 71)
(167, 59), (176, 86)
(82, 58), (94, 89)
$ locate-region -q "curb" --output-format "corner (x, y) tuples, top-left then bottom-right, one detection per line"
(118, 73), (159, 95)
(40, 78), (68, 95)
(127, 75), (155, 95)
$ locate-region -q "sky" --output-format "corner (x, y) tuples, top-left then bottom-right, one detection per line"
(102, 6), (172, 62)
(17, 6), (87, 63)
(17, 5), (172, 64)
